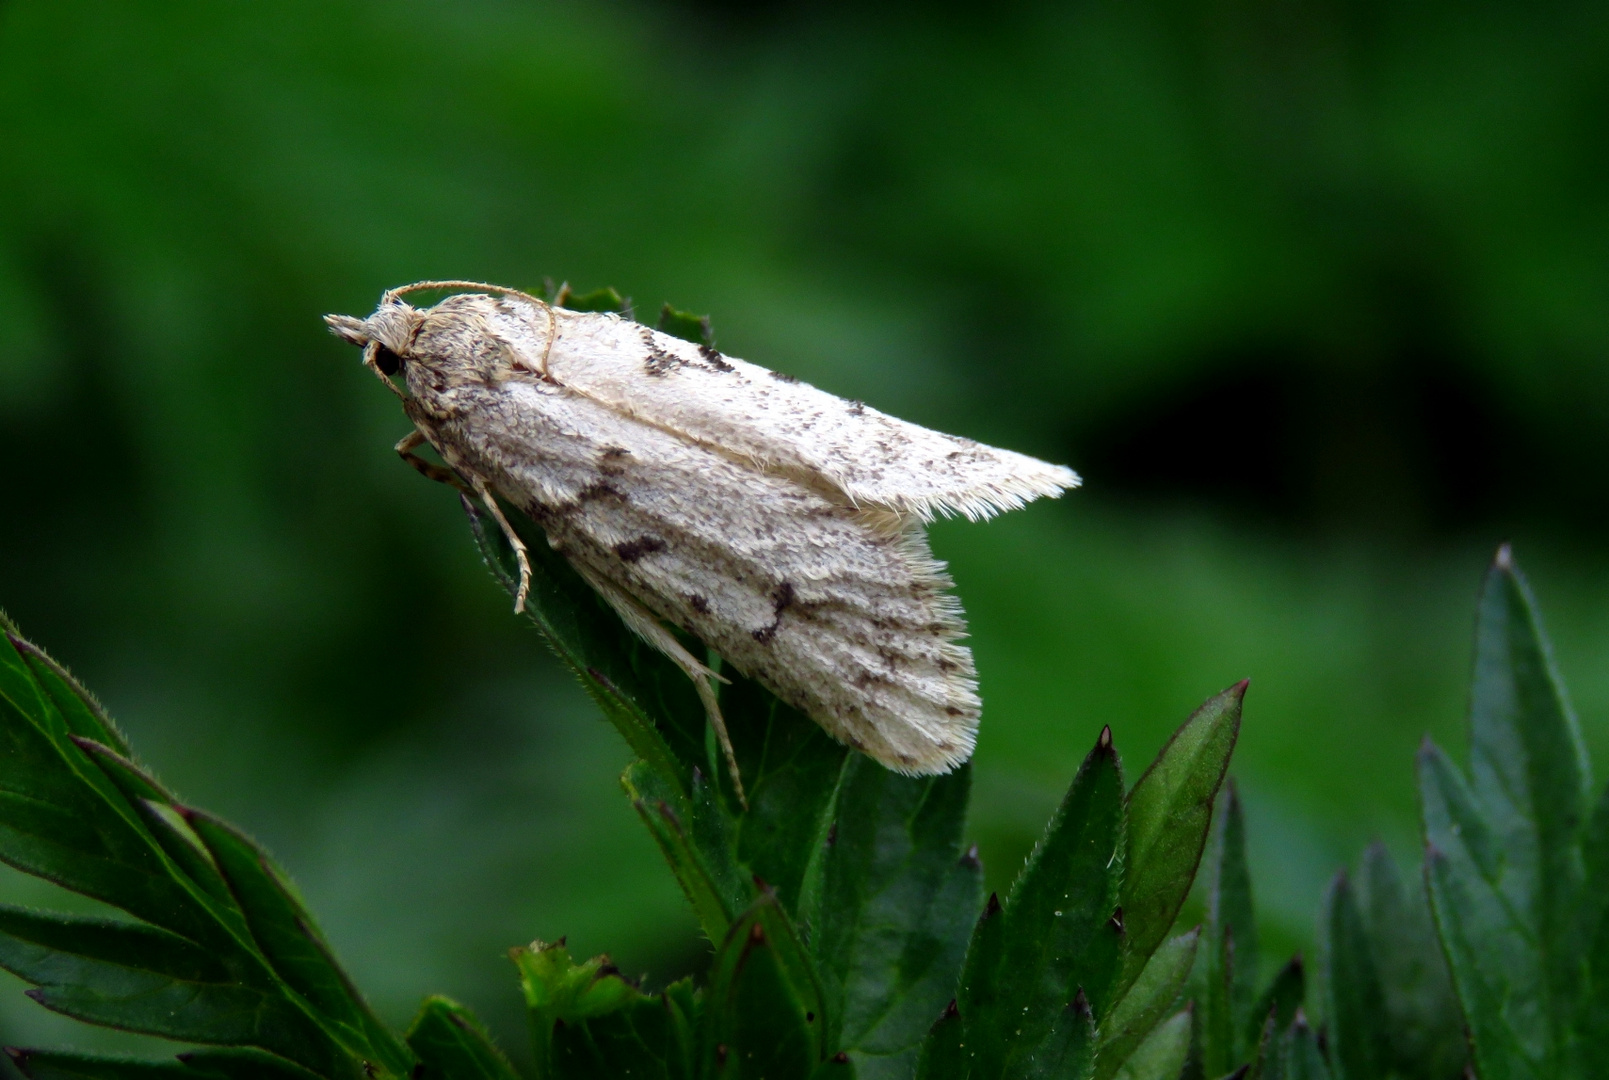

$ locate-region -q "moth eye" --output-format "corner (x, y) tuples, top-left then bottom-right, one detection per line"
(374, 346), (405, 376)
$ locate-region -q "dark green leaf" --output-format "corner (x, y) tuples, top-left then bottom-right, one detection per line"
(810, 1053), (858, 1080)
(1008, 726), (1126, 1019)
(1112, 1008), (1192, 1080)
(962, 728), (1126, 1077)
(1098, 929), (1198, 1080)
(625, 761), (746, 942)
(656, 304), (714, 346)
(913, 1001), (963, 1080)
(1242, 956), (1303, 1066)
(1582, 784), (1609, 1079)
(808, 757), (979, 1061)
(6, 1051), (191, 1080)
(550, 987), (695, 1080)
(1468, 550), (1588, 952)
(1279, 1016), (1331, 1080)
(1006, 991), (1096, 1080)
(0, 907), (350, 1080)
(955, 893), (1008, 1075)
(5, 1050), (323, 1080)
(182, 809), (409, 1075)
(1201, 781), (1257, 1072)
(1421, 736), (1552, 1080)
(703, 901), (822, 1078)
(1123, 684), (1244, 990)
(554, 284), (630, 314)
(466, 497), (707, 797)
(405, 997), (520, 1080)
(1319, 872), (1386, 1080)
(9, 636), (131, 756)
(178, 1049), (336, 1080)
(1355, 843), (1463, 1080)
(513, 938), (650, 1073)
(724, 672), (848, 911)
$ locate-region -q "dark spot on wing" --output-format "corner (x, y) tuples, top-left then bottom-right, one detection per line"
(698, 344), (734, 372)
(689, 593), (711, 614)
(576, 481), (622, 503)
(768, 369), (800, 384)
(945, 706), (964, 716)
(645, 344), (682, 377)
(848, 399), (865, 416)
(614, 536), (667, 562)
(598, 445), (631, 475)
(751, 581), (797, 644)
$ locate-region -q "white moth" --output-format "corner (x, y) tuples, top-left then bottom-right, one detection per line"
(326, 281), (1078, 801)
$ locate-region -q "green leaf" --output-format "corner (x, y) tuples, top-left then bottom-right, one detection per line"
(1123, 684), (1244, 991)
(0, 622), (402, 1080)
(955, 893), (1008, 1075)
(1420, 746), (1541, 1080)
(1242, 956), (1303, 1065)
(703, 899), (823, 1078)
(1112, 1008), (1192, 1080)
(1418, 548), (1589, 1080)
(807, 757), (980, 1065)
(1319, 872), (1386, 1080)
(656, 304), (714, 347)
(0, 907), (351, 1079)
(1278, 1015), (1332, 1080)
(913, 1001), (963, 1080)
(961, 727), (1126, 1078)
(1354, 842), (1464, 1080)
(513, 938), (650, 1073)
(554, 284), (631, 315)
(1006, 991), (1096, 1080)
(6, 1051), (191, 1080)
(723, 672), (849, 911)
(1097, 929), (1198, 1080)
(1200, 782), (1256, 1076)
(624, 761), (746, 942)
(405, 998), (521, 1080)
(5, 1049), (328, 1080)
(467, 498), (705, 798)
(8, 635), (131, 756)
(1581, 784), (1609, 1078)
(549, 987), (695, 1080)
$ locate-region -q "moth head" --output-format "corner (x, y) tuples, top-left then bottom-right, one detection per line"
(323, 300), (425, 396)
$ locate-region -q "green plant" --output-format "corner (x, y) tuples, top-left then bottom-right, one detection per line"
(0, 299), (1602, 1079)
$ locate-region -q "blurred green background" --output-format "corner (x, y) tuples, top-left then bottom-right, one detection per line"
(2, 0), (1608, 1063)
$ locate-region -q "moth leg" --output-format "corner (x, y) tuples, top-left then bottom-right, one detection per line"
(572, 564), (748, 809)
(395, 430), (472, 495)
(467, 473), (532, 616)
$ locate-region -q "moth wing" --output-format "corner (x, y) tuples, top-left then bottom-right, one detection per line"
(479, 296), (1079, 522)
(448, 375), (981, 774)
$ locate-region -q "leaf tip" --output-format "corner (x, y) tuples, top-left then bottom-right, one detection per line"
(1071, 986), (1092, 1018)
(981, 892), (1002, 921)
(961, 843), (981, 870)
(942, 998), (960, 1021)
(1493, 542), (1514, 571)
(1108, 906), (1125, 934)
(1098, 725), (1113, 751)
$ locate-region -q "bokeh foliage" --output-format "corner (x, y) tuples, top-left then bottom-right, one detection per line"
(1, 0), (1607, 1061)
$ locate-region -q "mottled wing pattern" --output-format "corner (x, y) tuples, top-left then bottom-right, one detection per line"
(475, 295), (1080, 521)
(430, 376), (979, 774)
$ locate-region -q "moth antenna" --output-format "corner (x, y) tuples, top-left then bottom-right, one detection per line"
(383, 280), (549, 308)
